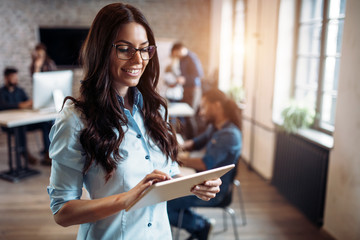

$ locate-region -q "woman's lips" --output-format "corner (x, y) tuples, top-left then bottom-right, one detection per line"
(122, 68), (141, 76)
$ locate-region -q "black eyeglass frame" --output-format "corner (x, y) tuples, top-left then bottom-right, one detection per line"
(112, 44), (157, 60)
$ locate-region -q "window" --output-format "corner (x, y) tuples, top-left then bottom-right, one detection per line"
(294, 0), (346, 133)
(218, 0), (245, 92)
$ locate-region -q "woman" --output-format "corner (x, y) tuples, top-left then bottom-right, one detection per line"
(47, 3), (221, 240)
(168, 88), (242, 239)
(30, 43), (57, 75)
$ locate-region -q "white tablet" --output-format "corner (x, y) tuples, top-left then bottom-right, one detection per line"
(126, 164), (235, 212)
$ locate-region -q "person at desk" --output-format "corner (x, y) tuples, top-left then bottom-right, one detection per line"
(0, 67), (52, 165)
(167, 88), (242, 240)
(46, 3), (221, 240)
(30, 43), (57, 76)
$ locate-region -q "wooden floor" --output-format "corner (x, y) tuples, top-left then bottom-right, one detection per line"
(0, 130), (335, 240)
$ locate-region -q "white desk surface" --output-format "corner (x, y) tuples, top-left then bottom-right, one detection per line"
(0, 109), (58, 128)
(168, 102), (195, 117)
(0, 103), (192, 127)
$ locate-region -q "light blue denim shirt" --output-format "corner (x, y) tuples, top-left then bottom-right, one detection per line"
(47, 88), (179, 240)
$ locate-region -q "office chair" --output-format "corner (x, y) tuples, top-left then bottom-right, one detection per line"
(173, 163), (247, 240)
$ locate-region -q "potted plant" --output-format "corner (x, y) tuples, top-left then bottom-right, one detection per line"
(281, 101), (315, 134)
(227, 85), (245, 104)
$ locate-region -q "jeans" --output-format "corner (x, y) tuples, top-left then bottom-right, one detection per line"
(167, 193), (225, 234)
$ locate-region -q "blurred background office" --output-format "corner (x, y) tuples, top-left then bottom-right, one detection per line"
(0, 0), (359, 239)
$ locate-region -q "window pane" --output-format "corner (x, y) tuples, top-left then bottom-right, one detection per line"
(298, 24), (322, 56)
(296, 57), (319, 89)
(326, 20), (344, 55)
(301, 0), (324, 21)
(321, 92), (337, 126)
(329, 0), (346, 18)
(295, 88), (317, 110)
(323, 57), (340, 91)
(232, 0), (245, 86)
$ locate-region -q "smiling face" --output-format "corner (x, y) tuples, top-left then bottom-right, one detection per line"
(110, 22), (149, 97)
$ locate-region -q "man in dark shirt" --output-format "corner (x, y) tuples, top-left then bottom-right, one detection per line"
(0, 68), (33, 111)
(167, 88), (242, 240)
(0, 67), (52, 165)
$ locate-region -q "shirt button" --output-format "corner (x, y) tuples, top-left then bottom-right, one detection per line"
(145, 155), (150, 160)
(148, 223), (152, 227)
(136, 134), (141, 138)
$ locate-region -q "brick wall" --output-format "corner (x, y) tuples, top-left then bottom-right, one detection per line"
(0, 0), (211, 97)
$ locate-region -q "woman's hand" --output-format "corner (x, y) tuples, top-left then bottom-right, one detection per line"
(191, 178), (222, 201)
(180, 140), (194, 152)
(123, 170), (171, 208)
(18, 100), (33, 109)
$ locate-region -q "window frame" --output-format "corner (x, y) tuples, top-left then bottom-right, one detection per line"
(292, 0), (346, 135)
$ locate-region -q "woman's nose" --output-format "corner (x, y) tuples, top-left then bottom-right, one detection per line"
(131, 51), (143, 64)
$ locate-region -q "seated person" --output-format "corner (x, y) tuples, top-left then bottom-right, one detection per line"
(30, 43), (57, 76)
(0, 67), (52, 165)
(167, 88), (242, 240)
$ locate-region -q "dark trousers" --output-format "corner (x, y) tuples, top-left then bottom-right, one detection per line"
(1, 121), (52, 153)
(182, 87), (202, 139)
(167, 194), (224, 234)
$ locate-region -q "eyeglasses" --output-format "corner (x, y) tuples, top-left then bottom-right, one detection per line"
(112, 44), (157, 60)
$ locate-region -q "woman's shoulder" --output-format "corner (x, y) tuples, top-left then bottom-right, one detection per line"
(220, 123), (242, 138)
(57, 100), (84, 129)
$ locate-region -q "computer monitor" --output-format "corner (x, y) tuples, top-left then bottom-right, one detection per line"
(32, 70), (73, 112)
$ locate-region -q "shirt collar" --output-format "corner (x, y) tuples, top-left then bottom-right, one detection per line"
(116, 87), (144, 110)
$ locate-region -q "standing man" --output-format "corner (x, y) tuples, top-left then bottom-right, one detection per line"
(0, 67), (52, 165)
(171, 42), (204, 138)
(167, 88), (242, 240)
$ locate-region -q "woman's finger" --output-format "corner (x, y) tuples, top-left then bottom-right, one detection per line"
(193, 191), (215, 201)
(142, 171), (171, 184)
(191, 187), (219, 201)
(203, 178), (222, 187)
(192, 185), (220, 193)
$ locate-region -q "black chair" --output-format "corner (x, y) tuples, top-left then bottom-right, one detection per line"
(173, 163), (247, 240)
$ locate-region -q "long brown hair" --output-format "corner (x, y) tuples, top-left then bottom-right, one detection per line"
(202, 88), (242, 131)
(66, 3), (178, 181)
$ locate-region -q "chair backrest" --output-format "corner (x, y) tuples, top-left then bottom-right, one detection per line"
(217, 161), (239, 208)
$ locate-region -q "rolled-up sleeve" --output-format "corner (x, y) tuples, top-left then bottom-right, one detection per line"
(47, 104), (85, 214)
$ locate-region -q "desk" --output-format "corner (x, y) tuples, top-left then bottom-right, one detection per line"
(168, 102), (195, 117)
(168, 102), (196, 139)
(0, 109), (58, 182)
